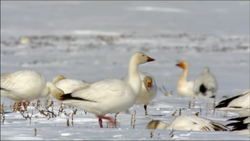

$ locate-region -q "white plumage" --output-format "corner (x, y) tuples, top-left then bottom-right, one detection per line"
(176, 61), (195, 97)
(51, 52), (155, 128)
(52, 75), (90, 94)
(123, 71), (157, 115)
(1, 70), (64, 107)
(193, 67), (218, 98)
(215, 90), (250, 116)
(146, 115), (228, 131)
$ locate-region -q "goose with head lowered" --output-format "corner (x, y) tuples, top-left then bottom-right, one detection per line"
(52, 75), (90, 94)
(51, 52), (155, 128)
(193, 67), (218, 98)
(215, 90), (250, 116)
(1, 70), (64, 110)
(146, 115), (228, 131)
(123, 71), (157, 115)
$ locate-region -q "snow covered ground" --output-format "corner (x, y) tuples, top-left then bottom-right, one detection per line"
(1, 1), (249, 140)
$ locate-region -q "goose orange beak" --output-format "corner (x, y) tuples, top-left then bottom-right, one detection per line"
(147, 56), (155, 62)
(176, 62), (185, 69)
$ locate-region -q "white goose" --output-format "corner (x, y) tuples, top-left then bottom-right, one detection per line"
(51, 52), (155, 128)
(146, 115), (228, 131)
(52, 75), (90, 94)
(176, 61), (195, 97)
(193, 67), (218, 98)
(226, 116), (250, 136)
(1, 70), (64, 109)
(123, 71), (157, 115)
(215, 90), (250, 116)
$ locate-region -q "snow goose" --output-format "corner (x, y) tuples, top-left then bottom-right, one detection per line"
(146, 115), (228, 131)
(51, 52), (155, 128)
(193, 67), (218, 98)
(123, 71), (157, 115)
(176, 61), (195, 97)
(226, 116), (250, 136)
(52, 75), (90, 94)
(215, 90), (250, 116)
(1, 70), (64, 110)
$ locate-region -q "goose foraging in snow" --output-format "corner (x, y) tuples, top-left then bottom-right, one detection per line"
(146, 115), (228, 131)
(193, 67), (218, 98)
(176, 61), (195, 97)
(1, 70), (64, 110)
(123, 71), (157, 115)
(215, 90), (250, 116)
(51, 52), (155, 128)
(52, 75), (90, 94)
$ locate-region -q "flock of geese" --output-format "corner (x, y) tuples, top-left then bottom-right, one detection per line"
(1, 52), (249, 137)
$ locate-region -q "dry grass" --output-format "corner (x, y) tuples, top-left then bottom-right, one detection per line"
(199, 104), (202, 115)
(149, 120), (158, 138)
(12, 102), (17, 112)
(130, 110), (137, 129)
(133, 110), (136, 129)
(179, 109), (182, 116)
(71, 109), (77, 126)
(19, 110), (33, 124)
(35, 100), (57, 120)
(192, 96), (196, 109)
(1, 103), (5, 124)
(213, 95), (217, 115)
(66, 118), (70, 127)
(158, 86), (173, 97)
(172, 110), (177, 116)
(34, 128), (37, 136)
(150, 130), (154, 138)
(169, 129), (175, 138)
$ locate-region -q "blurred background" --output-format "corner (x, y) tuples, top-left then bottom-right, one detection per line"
(1, 1), (249, 96)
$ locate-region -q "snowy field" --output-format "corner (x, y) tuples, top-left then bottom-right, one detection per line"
(1, 1), (249, 140)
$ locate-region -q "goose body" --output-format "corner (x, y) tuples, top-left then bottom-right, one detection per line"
(1, 70), (64, 108)
(123, 71), (157, 115)
(176, 61), (195, 97)
(146, 115), (228, 131)
(215, 90), (250, 116)
(193, 67), (218, 98)
(52, 52), (155, 128)
(52, 75), (90, 94)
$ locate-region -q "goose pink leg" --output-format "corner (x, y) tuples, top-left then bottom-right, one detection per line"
(97, 115), (116, 128)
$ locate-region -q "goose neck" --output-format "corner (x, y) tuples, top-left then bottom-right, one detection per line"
(128, 60), (141, 95)
(179, 67), (188, 82)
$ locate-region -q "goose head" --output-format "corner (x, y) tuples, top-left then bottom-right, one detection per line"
(52, 75), (66, 84)
(131, 52), (155, 65)
(144, 76), (153, 90)
(45, 82), (65, 100)
(204, 67), (210, 73)
(176, 61), (188, 69)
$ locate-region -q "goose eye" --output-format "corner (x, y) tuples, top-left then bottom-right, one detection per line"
(142, 54), (145, 57)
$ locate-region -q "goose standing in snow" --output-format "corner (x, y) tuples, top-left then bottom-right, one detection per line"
(123, 71), (157, 115)
(193, 67), (218, 98)
(52, 75), (90, 94)
(215, 90), (250, 116)
(176, 61), (195, 97)
(146, 115), (228, 131)
(226, 116), (250, 136)
(51, 52), (155, 128)
(1, 70), (64, 110)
